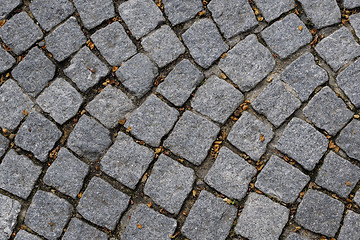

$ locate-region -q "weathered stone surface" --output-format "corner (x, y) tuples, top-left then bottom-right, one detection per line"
(0, 135), (8, 158)
(286, 233), (309, 240)
(337, 58), (360, 108)
(0, 194), (21, 240)
(354, 191), (360, 205)
(344, 0), (360, 8)
(253, 0), (295, 22)
(338, 211), (360, 240)
(62, 218), (107, 240)
(336, 119), (360, 161)
(163, 0), (203, 26)
(14, 230), (41, 240)
(0, 46), (15, 74)
(350, 13), (360, 39)
(0, 0), (21, 20)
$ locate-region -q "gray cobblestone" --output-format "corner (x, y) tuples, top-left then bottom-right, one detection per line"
(336, 119), (360, 161)
(350, 13), (360, 39)
(0, 194), (21, 240)
(344, 0), (360, 8)
(0, 0), (21, 20)
(338, 211), (360, 240)
(163, 0), (203, 26)
(286, 233), (309, 240)
(337, 58), (360, 108)
(14, 230), (41, 240)
(253, 0), (295, 22)
(62, 218), (107, 240)
(0, 135), (8, 158)
(0, 46), (15, 74)
(354, 191), (360, 205)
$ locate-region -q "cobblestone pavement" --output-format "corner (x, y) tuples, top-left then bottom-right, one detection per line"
(0, 0), (360, 240)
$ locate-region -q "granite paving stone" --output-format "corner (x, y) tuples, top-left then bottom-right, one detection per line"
(162, 0), (203, 26)
(344, 0), (360, 8)
(0, 0), (21, 20)
(0, 135), (9, 158)
(337, 57), (360, 108)
(286, 233), (309, 240)
(338, 211), (360, 240)
(354, 191), (360, 205)
(0, 46), (15, 74)
(62, 218), (108, 240)
(14, 230), (41, 240)
(0, 194), (21, 240)
(336, 119), (360, 161)
(350, 13), (360, 39)
(253, 0), (295, 22)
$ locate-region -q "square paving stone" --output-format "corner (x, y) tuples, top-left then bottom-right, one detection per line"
(116, 53), (158, 98)
(77, 177), (130, 230)
(286, 233), (309, 240)
(64, 47), (109, 92)
(295, 189), (344, 237)
(62, 218), (107, 240)
(125, 95), (179, 147)
(67, 115), (112, 161)
(86, 85), (135, 128)
(208, 0), (257, 39)
(118, 0), (164, 39)
(350, 13), (360, 39)
(337, 58), (360, 108)
(253, 0), (295, 22)
(0, 134), (9, 158)
(30, 0), (74, 31)
(344, 0), (360, 8)
(91, 22), (137, 66)
(156, 59), (203, 106)
(261, 13), (312, 59)
(276, 118), (328, 170)
(280, 52), (328, 102)
(219, 34), (275, 92)
(255, 155), (310, 203)
(315, 27), (360, 71)
(164, 111), (220, 165)
(0, 194), (21, 240)
(235, 193), (289, 240)
(163, 0), (203, 26)
(336, 119), (360, 161)
(252, 80), (301, 127)
(121, 204), (177, 240)
(303, 87), (353, 135)
(0, 150), (41, 199)
(73, 0), (115, 30)
(43, 148), (89, 198)
(37, 78), (83, 125)
(182, 19), (229, 68)
(45, 17), (86, 62)
(0, 12), (43, 55)
(14, 230), (41, 240)
(144, 154), (195, 214)
(0, 46), (15, 74)
(227, 111), (274, 160)
(101, 132), (154, 189)
(338, 211), (360, 240)
(141, 25), (185, 68)
(205, 147), (257, 201)
(182, 190), (237, 240)
(191, 76), (244, 124)
(15, 111), (62, 162)
(354, 190), (360, 205)
(0, 0), (21, 19)
(0, 79), (34, 131)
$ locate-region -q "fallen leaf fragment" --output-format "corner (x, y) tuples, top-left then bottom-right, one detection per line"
(298, 26), (303, 31)
(259, 134), (265, 142)
(137, 224), (142, 229)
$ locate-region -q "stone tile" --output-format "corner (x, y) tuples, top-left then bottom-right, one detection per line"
(77, 177), (130, 230)
(286, 233), (309, 240)
(0, 194), (21, 240)
(141, 25), (185, 68)
(91, 22), (137, 66)
(0, 150), (41, 199)
(0, 12), (43, 55)
(118, 0), (164, 39)
(182, 191), (237, 240)
(350, 13), (360, 39)
(15, 111), (62, 162)
(164, 111), (220, 165)
(277, 118), (328, 170)
(45, 17), (86, 62)
(344, 0), (360, 8)
(125, 95), (179, 147)
(14, 230), (41, 240)
(338, 211), (360, 240)
(315, 27), (360, 71)
(182, 19), (228, 68)
(67, 115), (112, 161)
(43, 148), (89, 198)
(101, 132), (154, 189)
(0, 135), (9, 158)
(205, 147), (257, 200)
(163, 0), (203, 26)
(252, 80), (301, 127)
(235, 193), (289, 240)
(295, 189), (344, 237)
(0, 0), (21, 19)
(121, 204), (177, 240)
(336, 119), (360, 161)
(86, 85), (135, 128)
(261, 14), (312, 59)
(0, 46), (15, 74)
(157, 59), (203, 106)
(280, 53), (328, 102)
(354, 191), (360, 205)
(253, 0), (295, 22)
(337, 57), (360, 108)
(227, 112), (274, 160)
(255, 155), (310, 203)
(62, 218), (107, 240)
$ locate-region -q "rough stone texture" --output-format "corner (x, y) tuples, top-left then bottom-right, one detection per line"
(0, 194), (21, 240)
(15, 111), (62, 162)
(43, 148), (89, 198)
(338, 211), (360, 240)
(344, 0), (360, 8)
(315, 27), (360, 71)
(101, 132), (154, 189)
(337, 58), (360, 108)
(0, 46), (15, 74)
(14, 230), (41, 240)
(67, 115), (112, 162)
(144, 154), (195, 214)
(354, 190), (360, 205)
(125, 95), (179, 147)
(62, 218), (107, 240)
(157, 59), (204, 106)
(118, 0), (164, 39)
(116, 53), (158, 98)
(45, 17), (86, 62)
(77, 177), (130, 230)
(0, 0), (21, 19)
(25, 191), (73, 239)
(121, 204), (177, 240)
(219, 34), (275, 92)
(163, 0), (203, 26)
(350, 13), (360, 39)
(286, 233), (309, 240)
(277, 118), (328, 170)
(208, 0), (257, 39)
(253, 0), (295, 22)
(205, 147), (257, 200)
(0, 12), (43, 55)
(182, 19), (229, 68)
(86, 85), (135, 128)
(91, 22), (137, 66)
(252, 80), (301, 127)
(141, 25), (185, 68)
(280, 53), (328, 102)
(182, 191), (237, 240)
(235, 193), (290, 240)
(0, 135), (8, 158)
(295, 189), (344, 237)
(37, 78), (83, 125)
(255, 155), (310, 203)
(336, 119), (360, 161)
(64, 47), (109, 92)
(164, 111), (220, 165)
